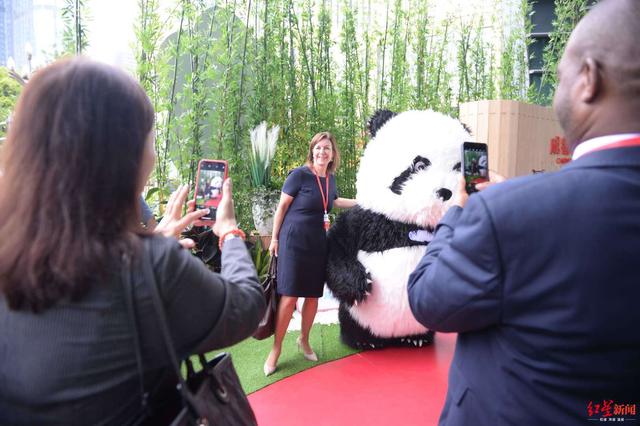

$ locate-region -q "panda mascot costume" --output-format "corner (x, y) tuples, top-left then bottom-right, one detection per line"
(326, 109), (471, 349)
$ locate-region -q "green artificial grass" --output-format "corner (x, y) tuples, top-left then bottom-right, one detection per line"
(190, 324), (359, 394)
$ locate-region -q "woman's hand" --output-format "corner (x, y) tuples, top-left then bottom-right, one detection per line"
(155, 184), (210, 249)
(334, 197), (357, 209)
(269, 239), (279, 257)
(183, 178), (238, 237)
(211, 178), (238, 238)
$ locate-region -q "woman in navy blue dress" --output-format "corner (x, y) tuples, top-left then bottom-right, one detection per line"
(264, 132), (356, 375)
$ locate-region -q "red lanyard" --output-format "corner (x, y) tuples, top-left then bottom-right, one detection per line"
(313, 171), (329, 213)
(313, 170), (330, 231)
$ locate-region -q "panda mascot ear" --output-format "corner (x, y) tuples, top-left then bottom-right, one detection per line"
(460, 121), (473, 136)
(367, 109), (397, 138)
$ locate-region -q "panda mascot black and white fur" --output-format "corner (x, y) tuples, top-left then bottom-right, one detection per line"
(326, 109), (470, 349)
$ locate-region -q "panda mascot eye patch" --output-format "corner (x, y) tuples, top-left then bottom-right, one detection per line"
(326, 109), (472, 350)
(390, 156), (432, 195)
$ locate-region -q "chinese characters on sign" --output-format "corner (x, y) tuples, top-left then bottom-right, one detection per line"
(588, 400), (637, 422)
(549, 136), (571, 165)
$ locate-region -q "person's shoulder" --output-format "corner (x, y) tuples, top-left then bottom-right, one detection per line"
(143, 234), (185, 267)
(482, 173), (539, 195)
(289, 165), (309, 175)
(287, 165), (311, 180)
(474, 168), (581, 221)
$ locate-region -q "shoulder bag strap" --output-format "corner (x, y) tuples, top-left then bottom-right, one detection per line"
(122, 254), (149, 415)
(140, 239), (202, 418)
(270, 255), (277, 279)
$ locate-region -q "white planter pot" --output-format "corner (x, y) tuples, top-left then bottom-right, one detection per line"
(251, 189), (280, 235)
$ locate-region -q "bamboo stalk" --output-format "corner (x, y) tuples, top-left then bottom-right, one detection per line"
(233, 0), (254, 151)
(161, 7), (185, 185)
(292, 8), (318, 113)
(377, 0), (390, 110)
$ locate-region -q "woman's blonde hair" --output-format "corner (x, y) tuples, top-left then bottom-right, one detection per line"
(305, 132), (340, 174)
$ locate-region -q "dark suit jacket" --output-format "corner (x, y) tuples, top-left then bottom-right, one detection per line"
(408, 146), (640, 425)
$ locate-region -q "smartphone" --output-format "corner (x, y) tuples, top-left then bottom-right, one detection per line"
(193, 159), (228, 221)
(461, 142), (489, 194)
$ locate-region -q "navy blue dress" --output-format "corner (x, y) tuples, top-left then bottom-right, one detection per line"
(277, 166), (338, 297)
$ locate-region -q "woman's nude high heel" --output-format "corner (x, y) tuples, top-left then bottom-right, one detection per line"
(263, 361), (277, 376)
(296, 336), (318, 362)
(264, 348), (279, 376)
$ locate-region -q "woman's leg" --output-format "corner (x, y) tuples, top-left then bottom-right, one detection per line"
(299, 297), (319, 353)
(265, 295), (298, 369)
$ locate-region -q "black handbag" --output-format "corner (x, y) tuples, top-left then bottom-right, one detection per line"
(123, 244), (258, 426)
(252, 257), (278, 340)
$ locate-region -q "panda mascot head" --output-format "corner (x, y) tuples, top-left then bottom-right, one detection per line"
(326, 109), (472, 349)
(357, 109), (469, 230)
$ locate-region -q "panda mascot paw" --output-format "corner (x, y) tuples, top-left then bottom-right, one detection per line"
(325, 208), (373, 306)
(327, 109), (471, 350)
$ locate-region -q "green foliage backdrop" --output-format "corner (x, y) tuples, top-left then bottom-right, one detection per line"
(62, 0), (90, 55)
(0, 1), (596, 228)
(0, 69), (22, 142)
(130, 0), (566, 229)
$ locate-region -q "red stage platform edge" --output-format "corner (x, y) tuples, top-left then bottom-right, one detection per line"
(249, 332), (456, 426)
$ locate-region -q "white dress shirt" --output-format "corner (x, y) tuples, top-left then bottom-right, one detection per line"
(572, 133), (640, 160)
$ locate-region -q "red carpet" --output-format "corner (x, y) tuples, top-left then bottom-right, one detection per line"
(249, 332), (456, 426)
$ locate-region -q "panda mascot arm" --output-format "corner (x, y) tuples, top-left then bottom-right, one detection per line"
(325, 110), (398, 307)
(326, 207), (371, 306)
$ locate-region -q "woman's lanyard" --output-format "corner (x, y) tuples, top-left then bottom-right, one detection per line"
(313, 171), (330, 231)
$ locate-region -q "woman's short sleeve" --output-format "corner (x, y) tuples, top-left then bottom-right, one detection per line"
(282, 167), (302, 197)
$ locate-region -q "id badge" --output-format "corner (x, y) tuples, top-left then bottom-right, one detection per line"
(323, 212), (330, 231)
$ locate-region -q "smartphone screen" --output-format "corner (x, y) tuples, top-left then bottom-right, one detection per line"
(462, 142), (489, 194)
(194, 160), (228, 221)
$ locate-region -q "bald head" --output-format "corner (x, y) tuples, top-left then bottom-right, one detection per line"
(554, 0), (640, 146)
(570, 0), (640, 96)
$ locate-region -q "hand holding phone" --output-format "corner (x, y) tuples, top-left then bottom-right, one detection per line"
(211, 178), (238, 238)
(461, 142), (489, 194)
(155, 184), (210, 249)
(194, 159), (229, 222)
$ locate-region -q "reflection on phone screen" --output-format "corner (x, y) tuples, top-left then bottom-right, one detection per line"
(195, 166), (225, 216)
(464, 147), (488, 193)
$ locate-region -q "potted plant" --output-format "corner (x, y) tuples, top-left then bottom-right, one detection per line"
(249, 121), (280, 247)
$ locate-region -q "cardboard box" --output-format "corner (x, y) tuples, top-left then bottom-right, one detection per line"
(459, 100), (570, 178)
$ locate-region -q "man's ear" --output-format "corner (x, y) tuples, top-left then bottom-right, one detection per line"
(580, 57), (601, 103)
